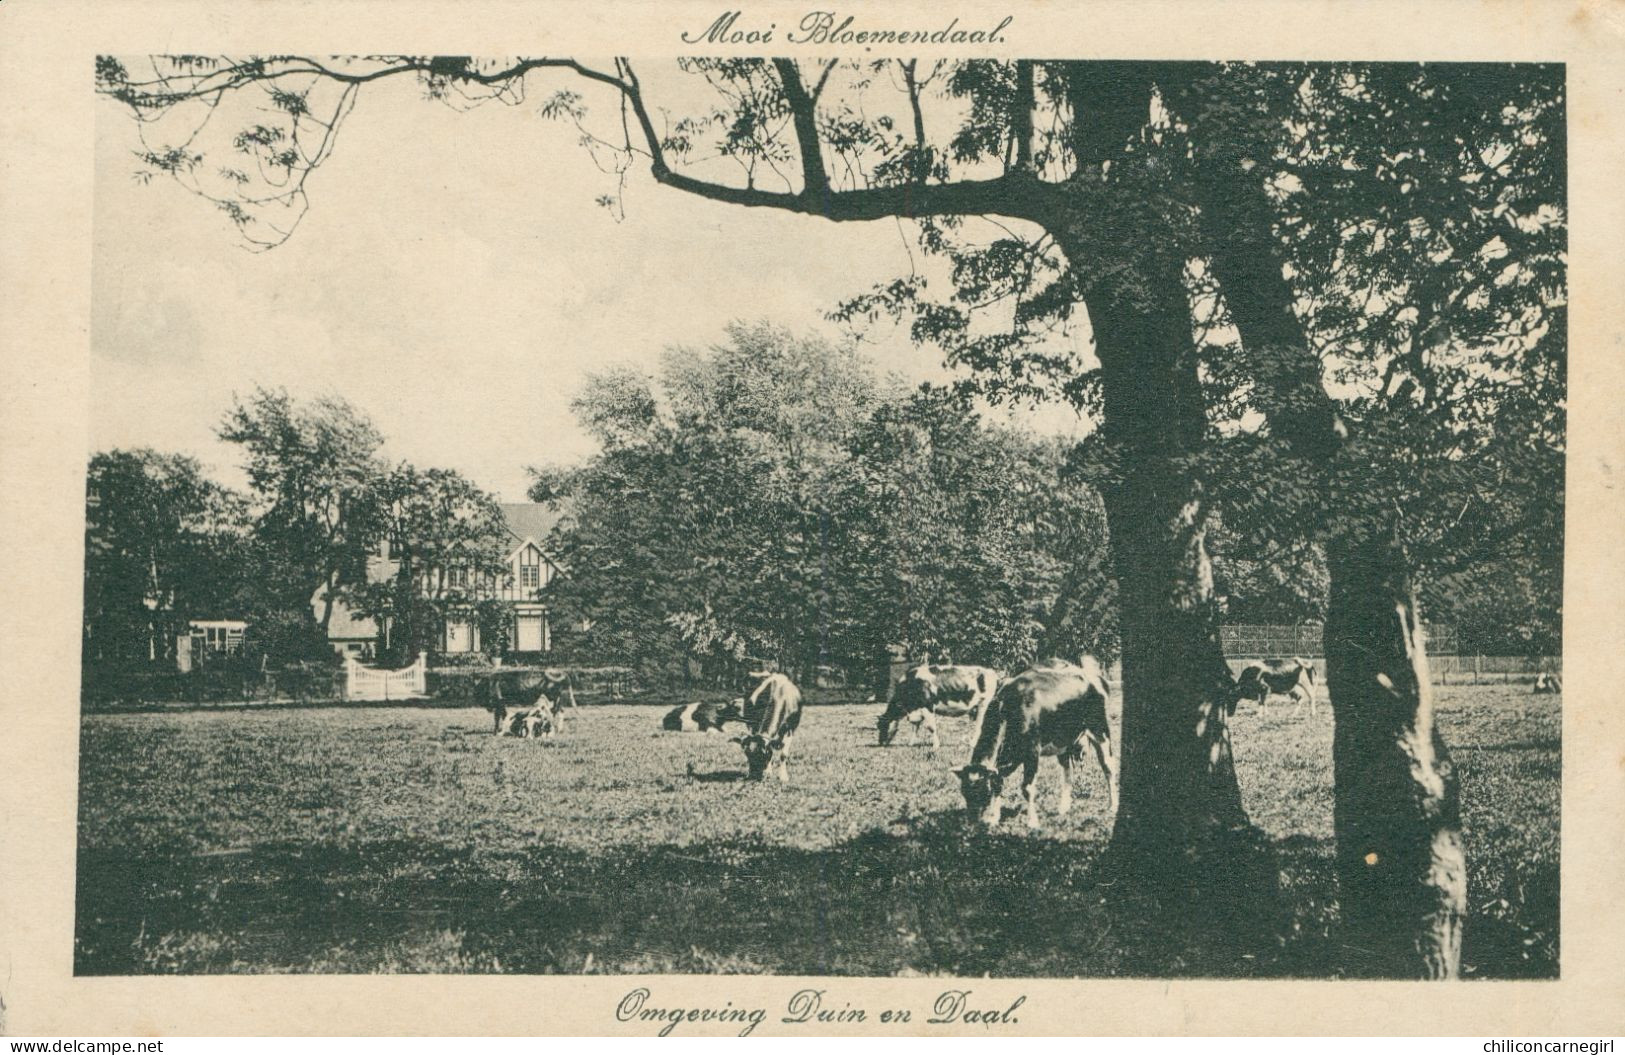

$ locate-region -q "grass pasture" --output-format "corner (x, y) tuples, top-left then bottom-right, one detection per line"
(75, 685), (1558, 977)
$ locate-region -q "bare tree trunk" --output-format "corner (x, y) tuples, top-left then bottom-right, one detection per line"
(1183, 126), (1468, 975)
(1326, 530), (1466, 977)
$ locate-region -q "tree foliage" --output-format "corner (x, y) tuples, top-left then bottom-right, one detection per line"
(352, 463), (512, 662)
(83, 449), (249, 662)
(537, 322), (1112, 682)
(85, 389), (514, 667)
(95, 57), (1564, 637)
(217, 386), (386, 633)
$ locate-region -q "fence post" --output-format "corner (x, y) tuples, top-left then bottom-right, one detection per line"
(1473, 654), (1480, 685)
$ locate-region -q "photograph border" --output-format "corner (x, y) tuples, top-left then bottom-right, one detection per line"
(2, 0), (1621, 1036)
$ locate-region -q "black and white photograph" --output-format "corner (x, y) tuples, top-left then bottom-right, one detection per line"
(72, 46), (1567, 985)
(7, 0), (1625, 1038)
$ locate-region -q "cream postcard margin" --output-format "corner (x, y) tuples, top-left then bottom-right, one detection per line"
(1, 0), (1621, 1037)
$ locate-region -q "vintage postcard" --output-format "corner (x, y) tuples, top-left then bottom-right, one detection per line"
(1, 0), (1622, 1038)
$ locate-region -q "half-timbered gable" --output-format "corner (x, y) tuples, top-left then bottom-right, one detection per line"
(317, 501), (566, 658)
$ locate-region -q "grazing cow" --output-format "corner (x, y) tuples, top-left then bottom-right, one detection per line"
(483, 670), (567, 736)
(732, 673), (803, 782)
(661, 699), (745, 733)
(1532, 672), (1562, 694)
(953, 658), (1116, 829)
(877, 664), (1001, 749)
(1233, 658), (1318, 716)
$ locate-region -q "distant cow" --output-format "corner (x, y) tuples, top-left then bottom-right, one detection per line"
(662, 699), (745, 733)
(732, 673), (803, 782)
(953, 658), (1116, 829)
(1233, 658), (1318, 717)
(483, 670), (568, 736)
(1532, 672), (1562, 694)
(877, 664), (1001, 749)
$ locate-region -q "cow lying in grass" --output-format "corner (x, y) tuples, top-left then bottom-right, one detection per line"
(504, 706), (555, 739)
(953, 657), (1117, 829)
(662, 699), (745, 733)
(732, 673), (802, 782)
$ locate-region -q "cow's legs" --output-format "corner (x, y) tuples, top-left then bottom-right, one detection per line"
(1021, 758), (1041, 828)
(1056, 751), (1075, 815)
(1088, 732), (1119, 814)
(777, 743), (791, 784)
(927, 712), (940, 753)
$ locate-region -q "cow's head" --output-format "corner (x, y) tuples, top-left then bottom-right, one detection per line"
(953, 763), (1004, 825)
(1228, 666), (1263, 715)
(733, 733), (783, 780)
(879, 676), (927, 745)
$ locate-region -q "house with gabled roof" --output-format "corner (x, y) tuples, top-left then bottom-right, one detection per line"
(314, 501), (565, 658)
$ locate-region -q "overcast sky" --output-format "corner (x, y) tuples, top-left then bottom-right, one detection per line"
(92, 64), (1090, 501)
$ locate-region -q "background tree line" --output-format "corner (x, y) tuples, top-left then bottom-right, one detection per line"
(84, 388), (512, 671)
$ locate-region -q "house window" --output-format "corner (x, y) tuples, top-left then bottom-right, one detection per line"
(448, 566), (468, 589)
(515, 611), (548, 652)
(520, 564), (540, 589)
(191, 623), (245, 655)
(444, 618), (475, 652)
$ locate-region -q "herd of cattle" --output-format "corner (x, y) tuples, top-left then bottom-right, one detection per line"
(474, 655), (1323, 829)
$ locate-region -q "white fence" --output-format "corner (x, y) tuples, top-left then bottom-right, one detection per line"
(1209, 654), (1558, 686)
(1220, 623), (1461, 658)
(1429, 654), (1561, 685)
(345, 651), (429, 701)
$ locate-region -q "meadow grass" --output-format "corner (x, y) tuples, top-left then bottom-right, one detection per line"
(75, 685), (1557, 976)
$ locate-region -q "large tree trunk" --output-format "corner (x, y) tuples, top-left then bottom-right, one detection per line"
(1183, 119), (1468, 975)
(1063, 227), (1251, 869)
(1326, 530), (1466, 978)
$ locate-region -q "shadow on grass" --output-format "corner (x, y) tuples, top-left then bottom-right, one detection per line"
(684, 768), (750, 784)
(74, 812), (1558, 978)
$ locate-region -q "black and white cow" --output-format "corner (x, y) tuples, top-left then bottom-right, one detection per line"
(662, 699), (745, 733)
(732, 673), (803, 782)
(1233, 658), (1318, 717)
(877, 664), (1001, 749)
(505, 706), (555, 739)
(953, 657), (1117, 829)
(483, 670), (568, 735)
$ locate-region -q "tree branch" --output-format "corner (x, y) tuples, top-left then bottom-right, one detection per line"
(772, 58), (830, 198)
(1013, 60), (1035, 173)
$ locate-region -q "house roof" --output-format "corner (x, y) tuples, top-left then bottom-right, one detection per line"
(500, 503), (563, 548)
